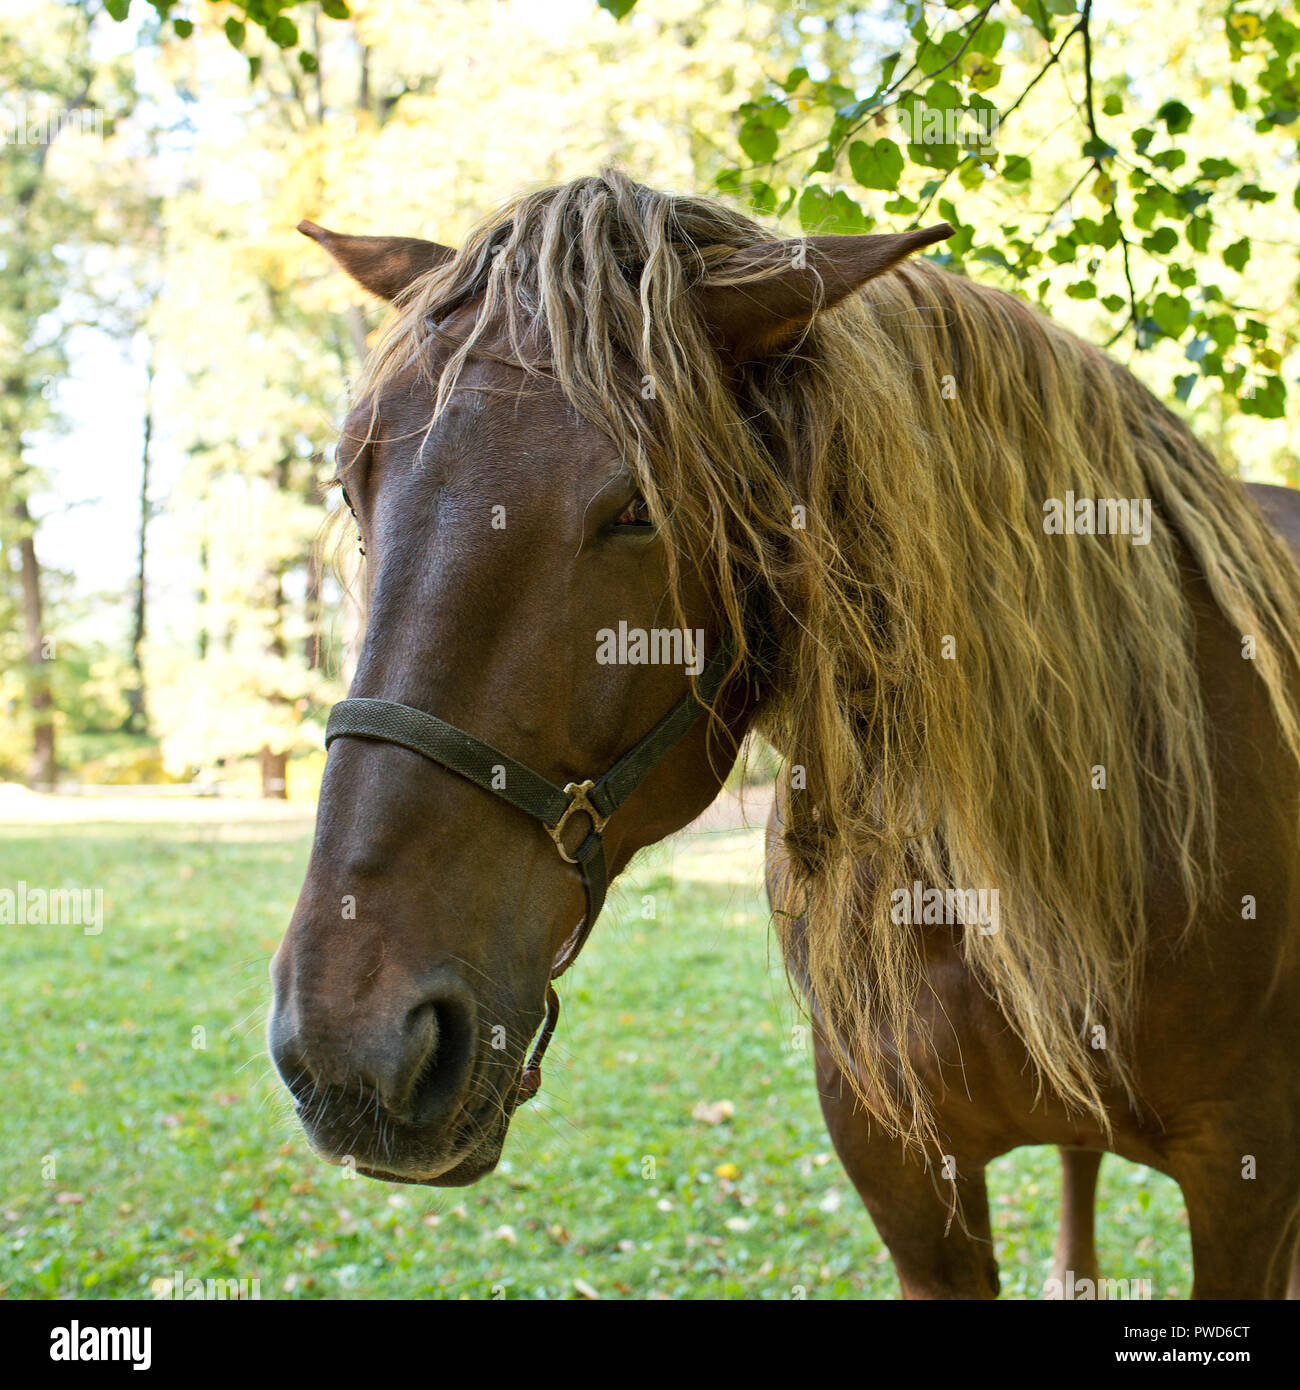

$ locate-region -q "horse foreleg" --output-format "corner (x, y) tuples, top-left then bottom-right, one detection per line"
(814, 1031), (999, 1299)
(1178, 1149), (1300, 1299)
(1052, 1148), (1103, 1293)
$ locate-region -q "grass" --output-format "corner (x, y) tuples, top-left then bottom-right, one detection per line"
(0, 803), (1191, 1299)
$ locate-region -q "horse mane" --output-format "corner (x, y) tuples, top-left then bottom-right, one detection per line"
(351, 169), (1300, 1146)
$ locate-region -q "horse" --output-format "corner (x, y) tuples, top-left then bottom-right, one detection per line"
(271, 170), (1300, 1299)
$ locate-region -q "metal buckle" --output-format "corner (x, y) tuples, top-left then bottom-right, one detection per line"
(548, 779), (608, 864)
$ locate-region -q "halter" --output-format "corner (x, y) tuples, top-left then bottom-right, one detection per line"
(323, 635), (732, 1103)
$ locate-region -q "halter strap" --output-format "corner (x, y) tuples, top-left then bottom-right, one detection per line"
(323, 635), (733, 1099)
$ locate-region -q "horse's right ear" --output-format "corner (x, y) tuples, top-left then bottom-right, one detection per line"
(297, 221), (455, 302)
(694, 224), (953, 364)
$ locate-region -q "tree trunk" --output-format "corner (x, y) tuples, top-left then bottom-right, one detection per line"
(304, 545), (322, 669)
(15, 499), (55, 789)
(259, 745), (288, 799)
(126, 353), (153, 732)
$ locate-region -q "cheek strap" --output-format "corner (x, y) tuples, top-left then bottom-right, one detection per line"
(324, 634), (734, 1099)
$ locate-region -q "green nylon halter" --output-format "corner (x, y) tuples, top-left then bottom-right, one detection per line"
(323, 635), (732, 1100)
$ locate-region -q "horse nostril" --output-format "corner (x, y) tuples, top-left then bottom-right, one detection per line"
(403, 994), (475, 1128)
(270, 976), (478, 1131)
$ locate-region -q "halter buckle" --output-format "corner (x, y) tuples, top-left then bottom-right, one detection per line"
(549, 779), (608, 863)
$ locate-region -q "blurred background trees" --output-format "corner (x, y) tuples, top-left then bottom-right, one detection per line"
(3, 0), (1296, 795)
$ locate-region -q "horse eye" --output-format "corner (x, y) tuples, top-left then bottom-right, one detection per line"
(613, 495), (652, 527)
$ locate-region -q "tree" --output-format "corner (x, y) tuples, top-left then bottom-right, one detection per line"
(138, 0), (829, 794)
(1, 1), (100, 786)
(615, 0), (1298, 452)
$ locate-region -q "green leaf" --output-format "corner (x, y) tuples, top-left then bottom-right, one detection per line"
(825, 191), (869, 234)
(958, 156), (986, 191)
(969, 19), (1007, 59)
(739, 119), (779, 164)
(925, 80), (959, 110)
(320, 0), (351, 18)
(809, 147), (835, 175)
(1186, 216), (1212, 252)
(1205, 314), (1237, 350)
(746, 180), (777, 216)
(224, 17), (246, 48)
(1156, 100), (1193, 134)
(782, 66), (809, 94)
(911, 140), (960, 173)
(1142, 227), (1178, 254)
(597, 0), (637, 18)
(105, 0), (130, 19)
(1048, 235), (1077, 264)
(1174, 374), (1196, 402)
(172, 17), (192, 37)
(1152, 293), (1191, 335)
(1001, 154), (1032, 182)
(1066, 281), (1097, 300)
(267, 17), (299, 49)
(299, 51), (319, 74)
(1102, 93), (1124, 117)
(1239, 376), (1286, 419)
(797, 185), (832, 232)
(848, 138), (904, 191)
(1222, 238), (1252, 271)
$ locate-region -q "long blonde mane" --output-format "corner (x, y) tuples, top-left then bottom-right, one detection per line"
(353, 170), (1300, 1145)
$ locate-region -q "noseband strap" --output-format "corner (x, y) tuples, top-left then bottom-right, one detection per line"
(323, 635), (732, 1101)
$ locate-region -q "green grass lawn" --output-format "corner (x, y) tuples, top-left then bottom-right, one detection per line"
(0, 805), (1191, 1299)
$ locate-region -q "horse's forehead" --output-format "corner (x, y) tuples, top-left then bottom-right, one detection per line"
(340, 358), (612, 504)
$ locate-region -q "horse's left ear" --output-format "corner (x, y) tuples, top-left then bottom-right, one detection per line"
(694, 223), (954, 363)
(297, 220), (456, 302)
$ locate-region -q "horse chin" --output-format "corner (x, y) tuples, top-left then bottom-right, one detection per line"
(304, 1105), (512, 1188)
(355, 1146), (503, 1188)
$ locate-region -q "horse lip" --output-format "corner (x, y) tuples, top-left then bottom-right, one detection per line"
(300, 1105), (508, 1187)
(352, 1140), (504, 1187)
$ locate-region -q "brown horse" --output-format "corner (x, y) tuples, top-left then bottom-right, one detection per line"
(272, 171), (1300, 1298)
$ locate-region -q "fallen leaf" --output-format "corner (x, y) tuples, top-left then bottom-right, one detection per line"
(691, 1099), (735, 1126)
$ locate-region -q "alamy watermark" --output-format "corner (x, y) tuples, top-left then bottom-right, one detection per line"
(890, 880), (1000, 934)
(0, 881), (103, 934)
(50, 1322), (150, 1369)
(2, 104), (103, 145)
(1043, 492), (1152, 546)
(596, 622), (706, 676)
(1045, 1270), (1153, 1300)
(151, 1270), (261, 1300)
